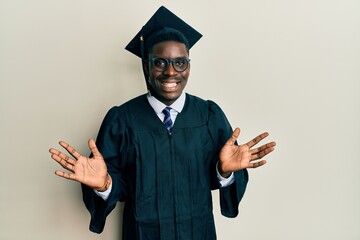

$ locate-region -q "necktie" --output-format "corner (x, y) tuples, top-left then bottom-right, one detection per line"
(162, 107), (173, 134)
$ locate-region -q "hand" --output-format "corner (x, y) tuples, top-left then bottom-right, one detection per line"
(219, 128), (276, 176)
(49, 139), (108, 190)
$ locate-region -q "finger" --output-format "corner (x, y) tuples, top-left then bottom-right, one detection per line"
(249, 160), (267, 168)
(88, 139), (102, 158)
(59, 141), (82, 159)
(250, 142), (276, 158)
(51, 154), (76, 172)
(55, 170), (78, 181)
(49, 148), (61, 156)
(225, 128), (241, 146)
(246, 132), (269, 148)
(251, 148), (274, 160)
(49, 148), (76, 165)
(258, 142), (276, 158)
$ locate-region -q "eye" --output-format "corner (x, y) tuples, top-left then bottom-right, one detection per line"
(175, 58), (186, 67)
(153, 58), (167, 68)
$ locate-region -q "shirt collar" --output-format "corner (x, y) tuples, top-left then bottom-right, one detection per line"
(147, 91), (186, 114)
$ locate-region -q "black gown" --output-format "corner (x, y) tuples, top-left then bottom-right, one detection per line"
(82, 93), (249, 240)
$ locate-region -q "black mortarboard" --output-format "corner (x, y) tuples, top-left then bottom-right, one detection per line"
(125, 6), (202, 59)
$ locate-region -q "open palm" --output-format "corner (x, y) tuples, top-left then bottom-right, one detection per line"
(49, 139), (108, 190)
(219, 128), (276, 175)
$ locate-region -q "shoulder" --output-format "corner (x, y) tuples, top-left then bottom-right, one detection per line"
(185, 93), (225, 114)
(116, 94), (148, 110)
(100, 94), (148, 127)
(106, 94), (147, 115)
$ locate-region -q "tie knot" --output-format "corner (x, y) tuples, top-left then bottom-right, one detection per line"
(162, 107), (172, 117)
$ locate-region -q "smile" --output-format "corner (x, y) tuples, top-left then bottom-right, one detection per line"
(161, 81), (179, 91)
(162, 82), (178, 88)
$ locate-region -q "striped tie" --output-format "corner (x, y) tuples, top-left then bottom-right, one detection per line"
(162, 107), (173, 134)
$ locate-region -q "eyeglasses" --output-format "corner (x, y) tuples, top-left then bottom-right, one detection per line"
(148, 57), (191, 73)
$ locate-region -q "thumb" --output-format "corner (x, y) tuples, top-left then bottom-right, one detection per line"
(225, 128), (241, 146)
(88, 139), (102, 158)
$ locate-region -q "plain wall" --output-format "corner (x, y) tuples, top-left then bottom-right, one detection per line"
(1, 0), (359, 239)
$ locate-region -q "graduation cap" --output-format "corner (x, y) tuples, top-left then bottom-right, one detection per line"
(125, 6), (202, 60)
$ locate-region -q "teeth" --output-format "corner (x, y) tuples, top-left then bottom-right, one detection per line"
(163, 82), (177, 87)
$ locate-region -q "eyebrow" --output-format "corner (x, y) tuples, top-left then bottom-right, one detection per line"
(150, 55), (189, 59)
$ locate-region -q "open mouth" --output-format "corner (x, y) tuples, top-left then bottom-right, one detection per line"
(161, 81), (179, 91)
(162, 82), (177, 87)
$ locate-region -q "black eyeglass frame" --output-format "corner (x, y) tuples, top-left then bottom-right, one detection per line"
(147, 57), (191, 73)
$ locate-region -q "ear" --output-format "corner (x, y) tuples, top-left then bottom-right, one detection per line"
(143, 61), (149, 75)
(142, 61), (151, 89)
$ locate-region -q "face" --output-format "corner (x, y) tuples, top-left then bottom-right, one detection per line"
(146, 41), (190, 106)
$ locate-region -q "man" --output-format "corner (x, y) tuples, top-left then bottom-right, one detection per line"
(49, 6), (276, 240)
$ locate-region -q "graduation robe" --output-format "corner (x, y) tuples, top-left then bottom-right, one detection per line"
(82, 93), (248, 240)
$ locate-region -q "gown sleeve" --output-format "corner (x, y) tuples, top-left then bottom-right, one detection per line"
(207, 100), (249, 218)
(81, 106), (128, 233)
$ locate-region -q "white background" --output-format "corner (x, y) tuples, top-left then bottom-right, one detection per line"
(1, 0), (359, 239)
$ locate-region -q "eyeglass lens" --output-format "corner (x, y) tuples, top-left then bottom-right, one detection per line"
(152, 57), (190, 72)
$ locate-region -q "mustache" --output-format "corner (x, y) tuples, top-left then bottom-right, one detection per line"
(156, 76), (184, 81)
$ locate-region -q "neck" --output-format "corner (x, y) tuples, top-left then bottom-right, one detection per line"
(148, 88), (178, 106)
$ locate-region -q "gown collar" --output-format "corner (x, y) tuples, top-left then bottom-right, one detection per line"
(147, 91), (186, 115)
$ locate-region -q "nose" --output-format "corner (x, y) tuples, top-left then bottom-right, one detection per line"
(163, 62), (177, 76)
